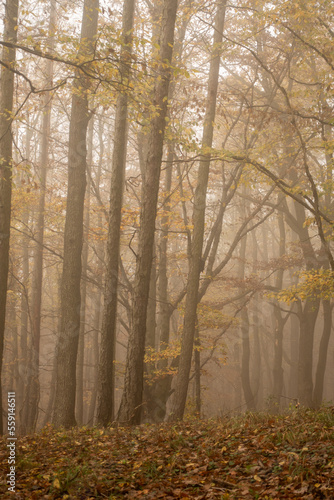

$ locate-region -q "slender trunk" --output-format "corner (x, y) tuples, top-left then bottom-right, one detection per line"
(233, 343), (242, 411)
(147, 146), (174, 422)
(238, 233), (255, 411)
(251, 231), (261, 408)
(289, 303), (299, 399)
(283, 196), (321, 408)
(76, 117), (93, 425)
(87, 290), (101, 425)
(97, 0), (136, 427)
(8, 296), (19, 393)
(292, 204), (320, 407)
(313, 300), (332, 407)
(147, 4), (192, 418)
(0, 0), (19, 435)
(146, 253), (157, 350)
(87, 117), (104, 425)
(169, 0), (226, 422)
(26, 0), (56, 433)
(118, 0), (178, 425)
(312, 88), (334, 408)
(143, 9), (194, 420)
(271, 210), (286, 412)
(142, 250), (157, 422)
(41, 354), (57, 427)
(241, 305), (255, 410)
(297, 298), (320, 407)
(52, 0), (99, 428)
(194, 321), (201, 417)
(42, 277), (61, 427)
(18, 123), (32, 435)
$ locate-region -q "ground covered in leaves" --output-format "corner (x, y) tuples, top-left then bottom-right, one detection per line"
(0, 407), (333, 499)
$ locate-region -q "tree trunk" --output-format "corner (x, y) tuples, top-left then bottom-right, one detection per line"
(87, 116), (104, 425)
(142, 250), (157, 422)
(146, 146), (174, 423)
(25, 0), (56, 433)
(288, 301), (299, 400)
(146, 5), (192, 420)
(96, 0), (136, 427)
(238, 231), (256, 411)
(41, 277), (61, 427)
(251, 231), (261, 408)
(52, 0), (99, 428)
(194, 321), (201, 417)
(87, 290), (101, 425)
(283, 197), (321, 408)
(117, 0), (178, 425)
(233, 343), (242, 411)
(297, 298), (320, 407)
(76, 115), (93, 425)
(271, 210), (286, 412)
(18, 122), (32, 435)
(241, 305), (255, 410)
(168, 0), (226, 422)
(313, 300), (332, 407)
(0, 0), (19, 435)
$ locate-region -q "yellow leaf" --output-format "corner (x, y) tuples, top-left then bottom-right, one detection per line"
(53, 478), (61, 489)
(254, 475), (262, 482)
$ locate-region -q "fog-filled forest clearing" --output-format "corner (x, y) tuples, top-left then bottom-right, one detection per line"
(1, 0), (334, 496)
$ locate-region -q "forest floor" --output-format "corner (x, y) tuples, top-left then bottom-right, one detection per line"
(0, 406), (333, 499)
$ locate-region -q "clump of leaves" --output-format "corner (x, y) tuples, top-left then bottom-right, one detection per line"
(273, 269), (334, 303)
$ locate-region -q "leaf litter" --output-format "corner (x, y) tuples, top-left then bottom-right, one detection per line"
(0, 407), (333, 499)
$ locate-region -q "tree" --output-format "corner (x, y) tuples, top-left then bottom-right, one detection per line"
(52, 0), (99, 428)
(0, 0), (19, 435)
(117, 0), (178, 425)
(23, 0), (56, 434)
(96, 0), (136, 428)
(168, 0), (227, 421)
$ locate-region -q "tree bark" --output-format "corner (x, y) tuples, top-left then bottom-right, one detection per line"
(251, 231), (261, 408)
(297, 298), (320, 407)
(117, 0), (178, 425)
(313, 300), (332, 408)
(52, 0), (99, 428)
(18, 122), (32, 435)
(87, 116), (104, 425)
(96, 0), (136, 427)
(76, 115), (93, 425)
(271, 210), (286, 412)
(288, 302), (299, 400)
(283, 198), (321, 407)
(25, 0), (56, 433)
(0, 0), (19, 435)
(168, 0), (226, 422)
(238, 232), (255, 411)
(194, 320), (201, 417)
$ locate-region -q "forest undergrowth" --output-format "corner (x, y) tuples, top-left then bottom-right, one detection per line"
(0, 406), (333, 499)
